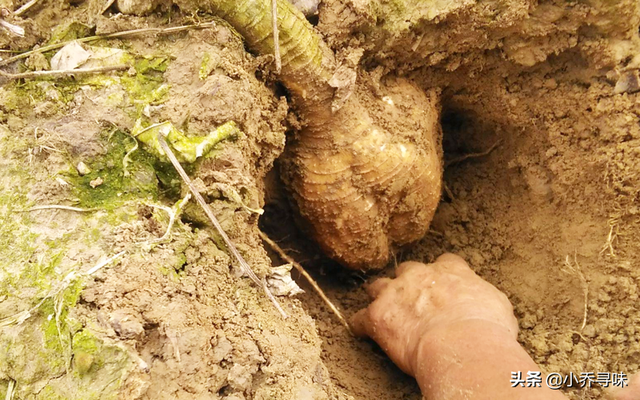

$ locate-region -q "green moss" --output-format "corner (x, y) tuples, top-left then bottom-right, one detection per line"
(47, 22), (93, 45)
(65, 129), (166, 209)
(1, 76), (116, 118)
(199, 52), (219, 80)
(134, 119), (240, 163)
(38, 277), (85, 371)
(121, 56), (171, 117)
(35, 385), (68, 400)
(0, 381), (8, 399)
(72, 329), (102, 376)
(35, 329), (131, 400)
(0, 190), (37, 276)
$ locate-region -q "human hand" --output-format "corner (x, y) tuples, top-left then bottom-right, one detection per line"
(350, 253), (519, 376)
(608, 373), (640, 400)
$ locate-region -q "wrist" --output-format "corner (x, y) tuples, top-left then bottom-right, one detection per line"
(413, 319), (522, 397)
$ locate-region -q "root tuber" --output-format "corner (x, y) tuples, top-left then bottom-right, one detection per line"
(193, 0), (443, 270)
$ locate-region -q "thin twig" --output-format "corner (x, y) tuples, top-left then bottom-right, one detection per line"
(258, 230), (353, 335)
(144, 193), (191, 244)
(18, 205), (97, 213)
(564, 253), (589, 332)
(0, 21), (217, 67)
(100, 0), (116, 14)
(5, 379), (14, 400)
(599, 221), (618, 257)
(0, 65), (128, 80)
(54, 291), (70, 373)
(156, 133), (287, 318)
(442, 181), (455, 201)
(445, 140), (501, 168)
(86, 251), (125, 275)
(0, 19), (24, 37)
(271, 0), (281, 73)
(122, 137), (139, 177)
(14, 0), (42, 16)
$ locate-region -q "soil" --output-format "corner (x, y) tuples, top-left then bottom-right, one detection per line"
(1, 0), (640, 399)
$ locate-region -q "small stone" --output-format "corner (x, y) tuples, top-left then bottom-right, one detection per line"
(614, 71), (640, 94)
(543, 78), (558, 89)
(290, 0), (319, 16)
(74, 351), (94, 375)
(582, 324), (596, 338)
(90, 177), (104, 188)
(25, 52), (49, 71)
(109, 310), (144, 339)
(212, 336), (233, 363)
(76, 161), (91, 176)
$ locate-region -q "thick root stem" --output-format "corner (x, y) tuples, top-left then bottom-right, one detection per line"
(198, 0), (443, 270)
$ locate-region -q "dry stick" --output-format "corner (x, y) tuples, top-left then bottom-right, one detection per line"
(258, 230), (353, 335)
(86, 251), (125, 275)
(0, 19), (24, 37)
(0, 21), (217, 67)
(14, 0), (42, 16)
(445, 140), (502, 168)
(271, 0), (281, 73)
(0, 65), (128, 80)
(100, 0), (117, 15)
(18, 205), (97, 212)
(156, 133), (287, 319)
(5, 379), (14, 400)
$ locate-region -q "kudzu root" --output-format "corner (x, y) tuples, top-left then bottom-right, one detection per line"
(193, 0), (443, 270)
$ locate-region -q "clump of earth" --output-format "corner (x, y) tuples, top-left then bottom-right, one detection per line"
(1, 0), (640, 399)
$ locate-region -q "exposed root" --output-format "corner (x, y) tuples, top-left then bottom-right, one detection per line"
(209, 182), (264, 215)
(18, 205), (98, 213)
(0, 65), (128, 80)
(0, 21), (217, 67)
(442, 181), (455, 201)
(599, 219), (619, 257)
(100, 0), (116, 14)
(27, 127), (64, 164)
(445, 140), (502, 168)
(86, 251), (126, 275)
(14, 0), (43, 16)
(271, 0), (282, 73)
(142, 194), (192, 245)
(0, 19), (24, 37)
(5, 379), (15, 400)
(53, 290), (71, 373)
(156, 133), (288, 319)
(563, 253), (589, 332)
(258, 230), (353, 335)
(122, 137), (139, 177)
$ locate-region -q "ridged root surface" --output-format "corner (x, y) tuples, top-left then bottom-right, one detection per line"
(197, 0), (443, 270)
(283, 78), (442, 270)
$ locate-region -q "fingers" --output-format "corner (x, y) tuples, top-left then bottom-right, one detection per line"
(434, 253), (466, 265)
(396, 254), (470, 277)
(396, 261), (425, 276)
(350, 308), (372, 338)
(365, 277), (392, 299)
(434, 253), (473, 275)
(607, 373), (640, 400)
